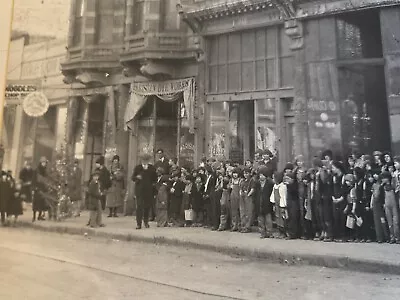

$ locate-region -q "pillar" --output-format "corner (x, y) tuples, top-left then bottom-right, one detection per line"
(380, 7), (400, 155)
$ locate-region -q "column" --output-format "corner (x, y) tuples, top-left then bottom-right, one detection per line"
(380, 7), (400, 155)
(10, 105), (24, 175)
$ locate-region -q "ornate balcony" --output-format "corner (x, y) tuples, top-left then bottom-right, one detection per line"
(120, 32), (198, 63)
(61, 44), (122, 72)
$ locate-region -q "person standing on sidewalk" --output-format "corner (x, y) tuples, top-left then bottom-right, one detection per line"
(0, 171), (10, 225)
(381, 171), (400, 244)
(239, 167), (255, 233)
(257, 167), (274, 238)
(132, 154), (157, 229)
(19, 160), (34, 205)
(106, 155), (125, 218)
(87, 171), (103, 228)
(95, 156), (112, 212)
(33, 157), (49, 222)
(69, 159), (83, 217)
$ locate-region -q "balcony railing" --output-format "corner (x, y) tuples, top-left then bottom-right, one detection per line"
(121, 32), (197, 61)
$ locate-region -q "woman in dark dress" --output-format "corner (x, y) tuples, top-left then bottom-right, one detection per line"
(33, 157), (49, 222)
(19, 161), (35, 203)
(7, 182), (23, 226)
(0, 171), (11, 225)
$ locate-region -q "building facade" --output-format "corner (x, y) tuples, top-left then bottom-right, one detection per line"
(180, 0), (400, 168)
(3, 34), (70, 175)
(62, 0), (201, 211)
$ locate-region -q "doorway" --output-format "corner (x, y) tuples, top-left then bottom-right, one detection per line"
(336, 9), (391, 155)
(135, 95), (195, 168)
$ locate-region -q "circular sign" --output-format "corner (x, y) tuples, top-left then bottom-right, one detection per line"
(22, 92), (49, 117)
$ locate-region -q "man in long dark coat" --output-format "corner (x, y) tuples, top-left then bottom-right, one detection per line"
(132, 154), (157, 229)
(95, 156), (111, 211)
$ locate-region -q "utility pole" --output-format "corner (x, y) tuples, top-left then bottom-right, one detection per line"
(0, 0), (15, 170)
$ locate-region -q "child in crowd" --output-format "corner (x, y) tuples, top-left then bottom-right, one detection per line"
(87, 171), (103, 228)
(270, 172), (288, 238)
(182, 174), (194, 227)
(191, 174), (204, 226)
(156, 173), (169, 227)
(169, 171), (184, 226)
(229, 168), (241, 232)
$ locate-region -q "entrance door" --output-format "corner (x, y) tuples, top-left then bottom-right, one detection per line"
(338, 65), (391, 155)
(279, 98), (295, 165)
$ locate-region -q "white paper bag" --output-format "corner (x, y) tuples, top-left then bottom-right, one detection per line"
(185, 209), (194, 221)
(346, 215), (355, 229)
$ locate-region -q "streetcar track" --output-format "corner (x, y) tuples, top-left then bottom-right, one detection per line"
(0, 245), (247, 300)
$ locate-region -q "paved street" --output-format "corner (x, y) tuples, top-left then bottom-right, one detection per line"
(0, 228), (399, 300)
(16, 210), (400, 275)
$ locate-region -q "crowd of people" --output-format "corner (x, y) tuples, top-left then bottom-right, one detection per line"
(3, 146), (400, 245)
(123, 148), (400, 244)
(0, 170), (23, 226)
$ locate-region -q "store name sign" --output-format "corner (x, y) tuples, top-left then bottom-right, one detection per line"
(5, 84), (37, 100)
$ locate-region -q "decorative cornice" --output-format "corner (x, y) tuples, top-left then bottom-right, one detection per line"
(182, 0), (400, 23)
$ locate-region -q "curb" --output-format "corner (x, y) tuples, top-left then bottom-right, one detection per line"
(18, 220), (400, 276)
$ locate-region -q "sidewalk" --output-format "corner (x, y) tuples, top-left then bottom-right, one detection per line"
(15, 211), (400, 275)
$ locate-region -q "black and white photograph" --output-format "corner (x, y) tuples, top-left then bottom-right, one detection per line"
(1, 0), (400, 299)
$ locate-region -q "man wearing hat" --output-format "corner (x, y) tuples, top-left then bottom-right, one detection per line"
(69, 159), (83, 217)
(95, 156), (112, 212)
(132, 154), (157, 229)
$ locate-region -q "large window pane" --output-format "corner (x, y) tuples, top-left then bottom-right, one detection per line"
(266, 27), (277, 57)
(218, 35), (228, 64)
(256, 99), (276, 153)
(132, 0), (144, 34)
(218, 65), (227, 92)
(209, 102), (226, 158)
(256, 60), (266, 90)
(255, 29), (266, 59)
(179, 103), (195, 169)
(241, 31), (255, 60)
(266, 59), (276, 88)
(228, 63), (240, 91)
(228, 33), (240, 62)
(209, 66), (218, 93)
(242, 62), (255, 91)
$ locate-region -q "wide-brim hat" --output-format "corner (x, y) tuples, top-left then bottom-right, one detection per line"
(96, 156), (105, 165)
(39, 156), (48, 163)
(373, 151), (383, 157)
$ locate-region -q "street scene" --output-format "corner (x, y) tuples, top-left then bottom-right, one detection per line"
(2, 0), (400, 299)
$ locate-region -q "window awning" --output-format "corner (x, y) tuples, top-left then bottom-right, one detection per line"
(124, 77), (196, 133)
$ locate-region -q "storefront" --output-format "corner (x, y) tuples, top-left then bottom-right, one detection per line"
(124, 78), (196, 169)
(185, 1), (400, 166)
(204, 24), (296, 167)
(3, 37), (70, 175)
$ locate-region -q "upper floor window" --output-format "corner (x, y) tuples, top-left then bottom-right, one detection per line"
(72, 0), (85, 46)
(160, 0), (180, 31)
(131, 0), (145, 35)
(95, 0), (114, 44)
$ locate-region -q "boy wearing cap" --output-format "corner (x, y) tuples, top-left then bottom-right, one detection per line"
(381, 171), (400, 243)
(239, 167), (255, 233)
(87, 171), (103, 228)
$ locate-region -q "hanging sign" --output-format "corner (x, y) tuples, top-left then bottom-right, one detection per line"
(22, 91), (49, 117)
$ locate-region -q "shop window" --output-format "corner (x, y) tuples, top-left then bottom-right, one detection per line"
(95, 0), (114, 44)
(207, 26), (288, 93)
(336, 10), (383, 60)
(208, 102), (226, 158)
(179, 102), (195, 169)
(72, 0), (85, 46)
(256, 99), (276, 153)
(132, 0), (145, 35)
(160, 0), (180, 31)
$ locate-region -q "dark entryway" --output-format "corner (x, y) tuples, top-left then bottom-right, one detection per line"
(337, 9), (391, 156)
